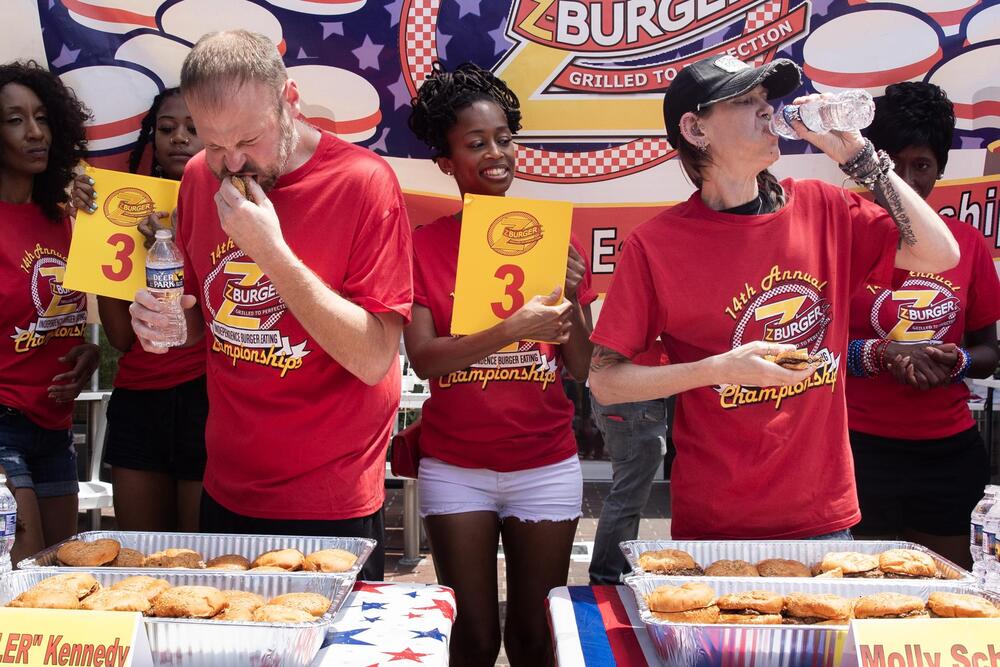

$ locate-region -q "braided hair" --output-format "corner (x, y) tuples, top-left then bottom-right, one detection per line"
(408, 62), (521, 160)
(0, 60), (89, 221)
(128, 87), (181, 176)
(866, 82), (955, 173)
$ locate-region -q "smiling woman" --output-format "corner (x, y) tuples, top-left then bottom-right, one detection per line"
(0, 60), (98, 566)
(406, 62), (594, 667)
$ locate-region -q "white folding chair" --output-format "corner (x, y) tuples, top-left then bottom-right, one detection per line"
(77, 392), (113, 530)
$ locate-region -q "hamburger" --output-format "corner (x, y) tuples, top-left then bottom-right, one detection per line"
(927, 592), (1000, 618)
(717, 590), (783, 624)
(818, 552), (882, 578)
(756, 558), (811, 578)
(704, 559), (759, 577)
(764, 348), (820, 371)
(853, 593), (928, 620)
(782, 593), (852, 625)
(878, 549), (938, 579)
(646, 582), (719, 623)
(230, 175), (254, 201)
(637, 549), (703, 576)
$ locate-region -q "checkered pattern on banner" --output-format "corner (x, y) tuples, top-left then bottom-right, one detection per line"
(517, 138), (672, 179)
(405, 0), (439, 88)
(744, 0), (785, 65)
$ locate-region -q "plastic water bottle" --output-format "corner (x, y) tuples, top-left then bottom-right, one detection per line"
(984, 501), (1000, 590)
(0, 474), (17, 573)
(146, 229), (187, 348)
(972, 486), (999, 583)
(770, 89), (875, 140)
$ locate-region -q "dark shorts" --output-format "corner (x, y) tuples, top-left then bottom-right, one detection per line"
(850, 426), (989, 537)
(200, 490), (386, 581)
(104, 376), (208, 481)
(0, 406), (78, 497)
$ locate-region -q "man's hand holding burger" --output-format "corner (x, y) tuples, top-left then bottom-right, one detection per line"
(215, 175), (290, 275)
(708, 341), (819, 388)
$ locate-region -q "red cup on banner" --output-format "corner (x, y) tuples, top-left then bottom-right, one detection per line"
(61, 0), (165, 34)
(264, 0), (367, 15)
(963, 4), (1000, 44)
(161, 0), (286, 54)
(849, 0), (980, 36)
(927, 43), (1000, 132)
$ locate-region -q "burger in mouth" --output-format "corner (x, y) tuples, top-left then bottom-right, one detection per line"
(782, 592), (852, 625)
(646, 582), (719, 623)
(717, 590), (783, 624)
(764, 348), (821, 370)
(853, 592), (929, 620)
(230, 175), (255, 202)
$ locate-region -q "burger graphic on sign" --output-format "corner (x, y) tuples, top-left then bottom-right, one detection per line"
(487, 211), (544, 257)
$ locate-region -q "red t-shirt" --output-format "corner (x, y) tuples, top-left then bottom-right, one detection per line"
(591, 179), (898, 539)
(848, 218), (1000, 439)
(0, 203), (88, 429)
(413, 215), (596, 471)
(176, 132), (413, 520)
(114, 338), (205, 390)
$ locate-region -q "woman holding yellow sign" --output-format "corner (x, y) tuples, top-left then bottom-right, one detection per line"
(73, 87), (207, 533)
(0, 61), (98, 564)
(407, 63), (594, 667)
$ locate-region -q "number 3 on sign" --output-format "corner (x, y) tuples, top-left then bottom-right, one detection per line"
(102, 233), (135, 282)
(491, 264), (525, 318)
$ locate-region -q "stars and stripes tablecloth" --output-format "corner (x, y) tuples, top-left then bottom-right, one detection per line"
(312, 581), (455, 666)
(548, 585), (662, 666)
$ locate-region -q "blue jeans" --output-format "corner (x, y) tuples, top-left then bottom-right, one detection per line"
(806, 528), (854, 540)
(588, 396), (668, 585)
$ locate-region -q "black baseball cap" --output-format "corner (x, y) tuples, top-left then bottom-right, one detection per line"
(663, 55), (802, 146)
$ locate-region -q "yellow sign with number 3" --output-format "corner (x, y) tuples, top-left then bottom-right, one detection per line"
(451, 193), (572, 337)
(64, 166), (179, 301)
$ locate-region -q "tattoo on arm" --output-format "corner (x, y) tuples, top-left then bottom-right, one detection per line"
(873, 176), (917, 248)
(590, 345), (628, 372)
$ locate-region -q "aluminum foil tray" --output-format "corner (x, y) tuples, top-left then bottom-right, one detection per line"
(625, 574), (999, 667)
(0, 568), (352, 667)
(18, 531), (375, 578)
(620, 539), (971, 581)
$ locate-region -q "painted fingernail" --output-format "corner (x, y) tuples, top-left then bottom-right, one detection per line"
(91, 190), (98, 197)
(87, 177), (95, 185)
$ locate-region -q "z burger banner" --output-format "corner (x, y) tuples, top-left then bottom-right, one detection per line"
(9, 0), (999, 293)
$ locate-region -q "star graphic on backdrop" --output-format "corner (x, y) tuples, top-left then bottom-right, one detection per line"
(455, 0), (482, 18)
(361, 601), (388, 612)
(411, 628), (448, 642)
(436, 29), (453, 60)
(414, 598), (455, 622)
(297, 47), (317, 60)
(320, 22), (344, 39)
(368, 128), (390, 154)
(405, 591), (419, 598)
(384, 648), (430, 663)
(354, 582), (394, 594)
(387, 74), (412, 111)
(385, 0), (405, 27)
(329, 628), (374, 646)
(959, 136), (984, 149)
(50, 44), (81, 68)
(487, 23), (511, 56)
(353, 35), (383, 70)
(809, 0), (837, 16)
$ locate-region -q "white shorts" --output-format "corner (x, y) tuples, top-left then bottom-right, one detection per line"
(418, 455), (583, 522)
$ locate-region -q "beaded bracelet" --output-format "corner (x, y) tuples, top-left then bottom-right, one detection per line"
(847, 338), (890, 378)
(949, 347), (972, 383)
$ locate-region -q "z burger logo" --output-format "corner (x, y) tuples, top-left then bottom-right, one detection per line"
(487, 212), (544, 256)
(401, 0), (810, 183)
(103, 187), (155, 227)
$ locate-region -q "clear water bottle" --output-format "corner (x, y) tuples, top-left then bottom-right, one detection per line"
(770, 89), (875, 140)
(972, 485), (999, 562)
(0, 474), (17, 574)
(145, 229), (187, 348)
(984, 501), (1000, 588)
